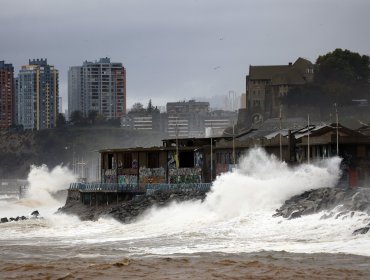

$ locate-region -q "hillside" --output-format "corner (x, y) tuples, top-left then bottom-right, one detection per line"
(0, 126), (168, 179)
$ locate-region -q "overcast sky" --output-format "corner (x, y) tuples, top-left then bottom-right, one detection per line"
(1, 0), (369, 111)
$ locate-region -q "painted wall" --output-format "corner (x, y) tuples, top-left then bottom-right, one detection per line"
(103, 169), (117, 183)
(118, 175), (138, 184)
(139, 167), (166, 184)
(216, 164), (235, 176)
(118, 167), (138, 185)
(167, 150), (203, 183)
(168, 167), (202, 184)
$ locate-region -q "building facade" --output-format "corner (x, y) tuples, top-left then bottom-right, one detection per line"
(68, 58), (126, 119)
(246, 57), (314, 123)
(17, 59), (59, 130)
(166, 100), (210, 137)
(0, 61), (15, 129)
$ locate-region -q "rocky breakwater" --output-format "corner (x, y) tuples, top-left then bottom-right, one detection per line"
(59, 189), (207, 222)
(1, 210), (40, 223)
(273, 187), (370, 235)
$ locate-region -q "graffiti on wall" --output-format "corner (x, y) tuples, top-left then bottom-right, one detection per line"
(120, 168), (138, 174)
(104, 169), (117, 183)
(167, 151), (177, 169)
(139, 167), (166, 184)
(215, 164), (235, 176)
(118, 175), (138, 185)
(194, 151), (203, 167)
(168, 167), (202, 184)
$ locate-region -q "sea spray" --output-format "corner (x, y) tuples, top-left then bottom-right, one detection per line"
(140, 148), (342, 223)
(2, 165), (75, 217)
(204, 148), (342, 217)
(25, 164), (76, 205)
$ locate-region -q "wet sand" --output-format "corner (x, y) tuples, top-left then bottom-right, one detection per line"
(1, 251), (370, 280)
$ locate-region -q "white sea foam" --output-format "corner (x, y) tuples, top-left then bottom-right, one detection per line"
(0, 165), (75, 218)
(1, 148), (370, 258)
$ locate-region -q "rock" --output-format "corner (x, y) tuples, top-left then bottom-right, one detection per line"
(30, 210), (40, 218)
(353, 226), (370, 235)
(320, 212), (334, 220)
(1, 217), (8, 223)
(274, 187), (370, 220)
(335, 211), (349, 219)
(288, 211), (301, 220)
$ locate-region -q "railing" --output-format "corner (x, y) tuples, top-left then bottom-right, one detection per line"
(69, 182), (212, 195)
(69, 182), (142, 192)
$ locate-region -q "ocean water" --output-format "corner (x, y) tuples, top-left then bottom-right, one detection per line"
(1, 148), (370, 279)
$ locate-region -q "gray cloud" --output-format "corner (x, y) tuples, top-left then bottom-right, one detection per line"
(1, 0), (369, 110)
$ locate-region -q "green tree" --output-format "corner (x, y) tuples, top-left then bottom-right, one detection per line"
(56, 113), (66, 127)
(147, 99), (160, 114)
(316, 48), (370, 83)
(147, 99), (154, 113)
(70, 110), (87, 126)
(130, 102), (145, 113)
(88, 110), (98, 125)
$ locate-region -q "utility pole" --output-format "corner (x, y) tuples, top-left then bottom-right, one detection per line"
(307, 114), (310, 164)
(175, 116), (179, 168)
(232, 120), (236, 165)
(210, 125), (213, 181)
(335, 103), (339, 156)
(279, 105), (282, 161)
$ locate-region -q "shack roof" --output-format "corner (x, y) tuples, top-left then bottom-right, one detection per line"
(99, 146), (202, 153)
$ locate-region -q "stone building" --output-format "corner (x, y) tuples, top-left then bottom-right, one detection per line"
(245, 57), (314, 124)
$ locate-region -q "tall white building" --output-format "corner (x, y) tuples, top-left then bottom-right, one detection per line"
(68, 58), (126, 119)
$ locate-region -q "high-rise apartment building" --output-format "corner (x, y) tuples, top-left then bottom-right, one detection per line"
(68, 57), (126, 119)
(18, 59), (59, 130)
(0, 61), (15, 129)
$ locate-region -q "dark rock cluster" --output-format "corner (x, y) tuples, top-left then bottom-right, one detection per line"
(0, 210), (40, 223)
(273, 187), (370, 235)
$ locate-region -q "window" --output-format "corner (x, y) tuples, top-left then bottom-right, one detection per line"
(123, 152), (132, 168)
(179, 151), (194, 168)
(147, 152), (159, 168)
(107, 153), (114, 169)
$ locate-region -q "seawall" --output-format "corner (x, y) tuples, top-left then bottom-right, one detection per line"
(59, 187), (208, 222)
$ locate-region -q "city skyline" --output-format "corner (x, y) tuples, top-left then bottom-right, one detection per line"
(1, 0), (369, 111)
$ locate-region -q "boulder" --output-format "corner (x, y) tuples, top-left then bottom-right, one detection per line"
(288, 211), (302, 220)
(274, 187), (370, 219)
(353, 226), (370, 235)
(30, 210), (40, 218)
